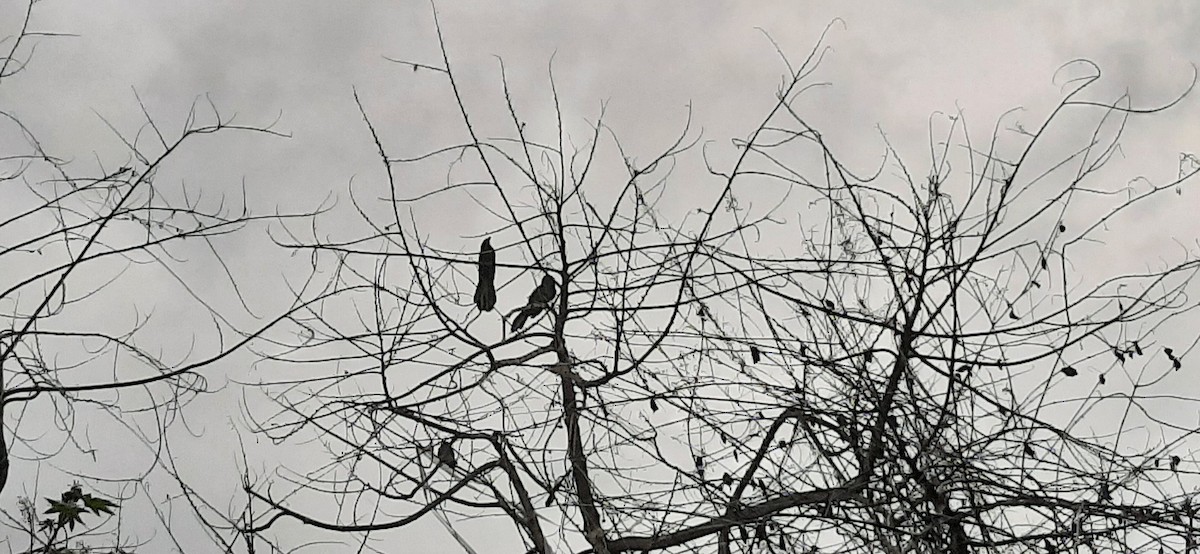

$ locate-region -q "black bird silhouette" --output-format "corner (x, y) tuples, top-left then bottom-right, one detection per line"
(474, 238), (497, 312)
(437, 441), (456, 470)
(511, 275), (557, 332)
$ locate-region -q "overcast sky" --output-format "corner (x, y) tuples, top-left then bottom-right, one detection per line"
(3, 2), (1199, 552)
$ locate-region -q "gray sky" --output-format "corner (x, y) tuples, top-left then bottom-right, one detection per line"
(3, 1), (1199, 552)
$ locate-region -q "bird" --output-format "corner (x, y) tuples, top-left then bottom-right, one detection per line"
(511, 274), (557, 332)
(437, 441), (456, 470)
(474, 238), (497, 312)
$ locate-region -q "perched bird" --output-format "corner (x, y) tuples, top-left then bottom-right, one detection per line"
(511, 275), (557, 332)
(437, 441), (456, 470)
(474, 238), (497, 312)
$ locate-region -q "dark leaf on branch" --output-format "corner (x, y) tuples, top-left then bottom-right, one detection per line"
(1009, 309), (1018, 320)
(530, 275), (556, 304)
(722, 472), (734, 488)
(474, 238), (497, 312)
(1024, 443), (1036, 458)
(43, 499), (84, 531)
(1165, 347), (1175, 358)
(1040, 256), (1048, 270)
(1058, 223), (1066, 233)
(511, 275), (557, 332)
(1134, 341), (1143, 356)
(1099, 373), (1106, 385)
(1115, 349), (1126, 364)
(1171, 455), (1181, 471)
(1060, 366), (1078, 377)
(511, 310), (532, 333)
(1174, 358), (1182, 371)
(739, 526), (749, 541)
(750, 345), (761, 364)
(438, 441), (456, 469)
(649, 397), (658, 412)
(81, 493), (117, 516)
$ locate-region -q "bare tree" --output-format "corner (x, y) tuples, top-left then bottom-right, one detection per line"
(237, 14), (1200, 554)
(1, 2), (300, 551)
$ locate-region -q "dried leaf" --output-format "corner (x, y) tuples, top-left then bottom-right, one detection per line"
(81, 494), (117, 516)
(1060, 366), (1078, 377)
(438, 442), (457, 469)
